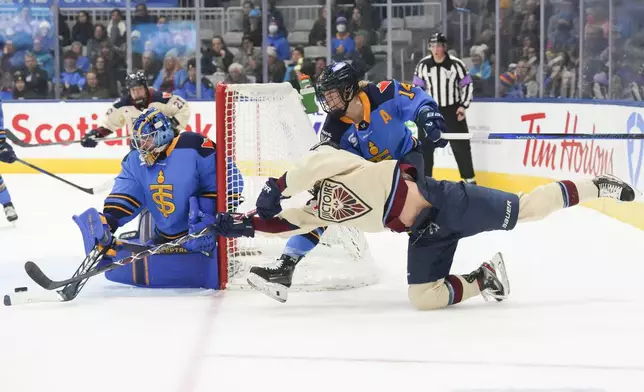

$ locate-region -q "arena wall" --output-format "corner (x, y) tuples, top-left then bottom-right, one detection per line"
(0, 99), (642, 229)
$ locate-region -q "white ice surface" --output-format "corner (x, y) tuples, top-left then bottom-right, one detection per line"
(0, 174), (643, 392)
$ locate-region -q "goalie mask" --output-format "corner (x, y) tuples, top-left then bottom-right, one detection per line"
(315, 61), (359, 118)
(132, 108), (175, 166)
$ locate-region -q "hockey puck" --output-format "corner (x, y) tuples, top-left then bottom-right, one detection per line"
(14, 287), (28, 293)
(3, 294), (11, 306)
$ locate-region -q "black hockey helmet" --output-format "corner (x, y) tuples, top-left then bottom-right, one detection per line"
(126, 71), (149, 106)
(429, 32), (448, 45)
(314, 61), (359, 118)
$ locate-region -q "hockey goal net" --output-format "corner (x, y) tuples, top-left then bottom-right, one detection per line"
(215, 82), (377, 290)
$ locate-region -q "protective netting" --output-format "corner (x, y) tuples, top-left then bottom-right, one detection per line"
(219, 82), (378, 291)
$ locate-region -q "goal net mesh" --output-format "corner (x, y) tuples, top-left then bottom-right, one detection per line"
(217, 82), (378, 291)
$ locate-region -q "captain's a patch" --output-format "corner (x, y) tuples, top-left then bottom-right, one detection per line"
(317, 179), (372, 223)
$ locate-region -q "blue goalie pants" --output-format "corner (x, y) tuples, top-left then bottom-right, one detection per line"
(106, 210), (220, 289)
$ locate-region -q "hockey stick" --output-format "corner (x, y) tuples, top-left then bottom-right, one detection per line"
(441, 132), (644, 141)
(4, 129), (130, 148)
(16, 158), (101, 195)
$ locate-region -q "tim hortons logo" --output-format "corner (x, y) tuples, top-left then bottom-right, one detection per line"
(521, 112), (614, 176)
(317, 179), (372, 223)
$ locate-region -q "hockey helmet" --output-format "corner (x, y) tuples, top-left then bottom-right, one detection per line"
(429, 32), (448, 46)
(314, 61), (359, 118)
(126, 71), (149, 106)
(132, 108), (175, 166)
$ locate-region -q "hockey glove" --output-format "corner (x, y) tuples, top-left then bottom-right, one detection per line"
(0, 133), (16, 164)
(256, 177), (283, 220)
(81, 127), (111, 148)
(184, 197), (217, 253)
(73, 208), (114, 255)
(210, 212), (255, 238)
(416, 107), (448, 148)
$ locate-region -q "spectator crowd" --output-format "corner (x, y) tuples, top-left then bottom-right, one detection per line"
(0, 0), (643, 102)
(446, 0), (644, 100)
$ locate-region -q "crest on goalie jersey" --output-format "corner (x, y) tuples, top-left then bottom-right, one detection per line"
(317, 179), (372, 223)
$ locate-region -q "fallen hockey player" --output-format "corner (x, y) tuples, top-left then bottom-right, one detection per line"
(205, 141), (636, 309)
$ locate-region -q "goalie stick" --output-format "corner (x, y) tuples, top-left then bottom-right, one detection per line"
(3, 128), (130, 147)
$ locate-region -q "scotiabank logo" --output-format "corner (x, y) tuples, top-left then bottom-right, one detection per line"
(10, 111), (213, 146)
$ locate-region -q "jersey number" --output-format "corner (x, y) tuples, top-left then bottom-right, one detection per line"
(173, 97), (186, 109)
(398, 83), (415, 100)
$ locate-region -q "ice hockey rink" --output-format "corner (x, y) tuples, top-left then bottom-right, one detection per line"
(1, 173), (643, 392)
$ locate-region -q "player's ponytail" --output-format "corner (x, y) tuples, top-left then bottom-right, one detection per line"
(358, 80), (370, 89)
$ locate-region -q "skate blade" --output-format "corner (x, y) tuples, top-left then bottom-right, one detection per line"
(483, 252), (510, 302)
(246, 273), (289, 303)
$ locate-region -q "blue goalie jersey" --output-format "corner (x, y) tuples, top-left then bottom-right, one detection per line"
(103, 132), (242, 241)
(319, 79), (438, 162)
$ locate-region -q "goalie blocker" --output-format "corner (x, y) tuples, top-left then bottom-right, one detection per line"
(210, 142), (636, 309)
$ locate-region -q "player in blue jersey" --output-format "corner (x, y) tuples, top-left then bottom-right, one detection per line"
(0, 100), (18, 223)
(73, 108), (242, 289)
(247, 61), (450, 300)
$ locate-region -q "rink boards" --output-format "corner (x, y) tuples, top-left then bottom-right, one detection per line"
(0, 99), (642, 229)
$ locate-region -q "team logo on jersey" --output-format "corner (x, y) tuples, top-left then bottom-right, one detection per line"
(368, 141), (379, 155)
(376, 81), (392, 93)
(201, 139), (215, 149)
(317, 179), (372, 223)
(150, 170), (175, 218)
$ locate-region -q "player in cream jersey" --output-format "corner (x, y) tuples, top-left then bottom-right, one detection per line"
(80, 71), (190, 148)
(208, 141), (636, 308)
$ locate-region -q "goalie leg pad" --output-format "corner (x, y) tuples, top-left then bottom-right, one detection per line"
(106, 231), (220, 289)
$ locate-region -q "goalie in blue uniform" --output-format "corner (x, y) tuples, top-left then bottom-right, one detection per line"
(73, 108), (243, 289)
(248, 61), (449, 298)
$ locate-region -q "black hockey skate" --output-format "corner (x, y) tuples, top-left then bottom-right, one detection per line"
(592, 175), (636, 202)
(464, 252), (510, 302)
(3, 203), (17, 223)
(246, 254), (301, 303)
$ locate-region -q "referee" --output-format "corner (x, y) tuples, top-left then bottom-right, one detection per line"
(413, 32), (476, 184)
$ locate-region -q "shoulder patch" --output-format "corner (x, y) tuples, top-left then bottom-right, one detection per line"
(364, 80), (395, 108)
(376, 81), (392, 93)
(175, 132), (216, 158)
(150, 90), (171, 104)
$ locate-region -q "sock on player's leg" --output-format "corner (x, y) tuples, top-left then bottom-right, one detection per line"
(516, 179), (599, 223)
(407, 275), (481, 311)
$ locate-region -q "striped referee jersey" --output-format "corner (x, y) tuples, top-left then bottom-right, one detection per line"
(413, 54), (473, 108)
